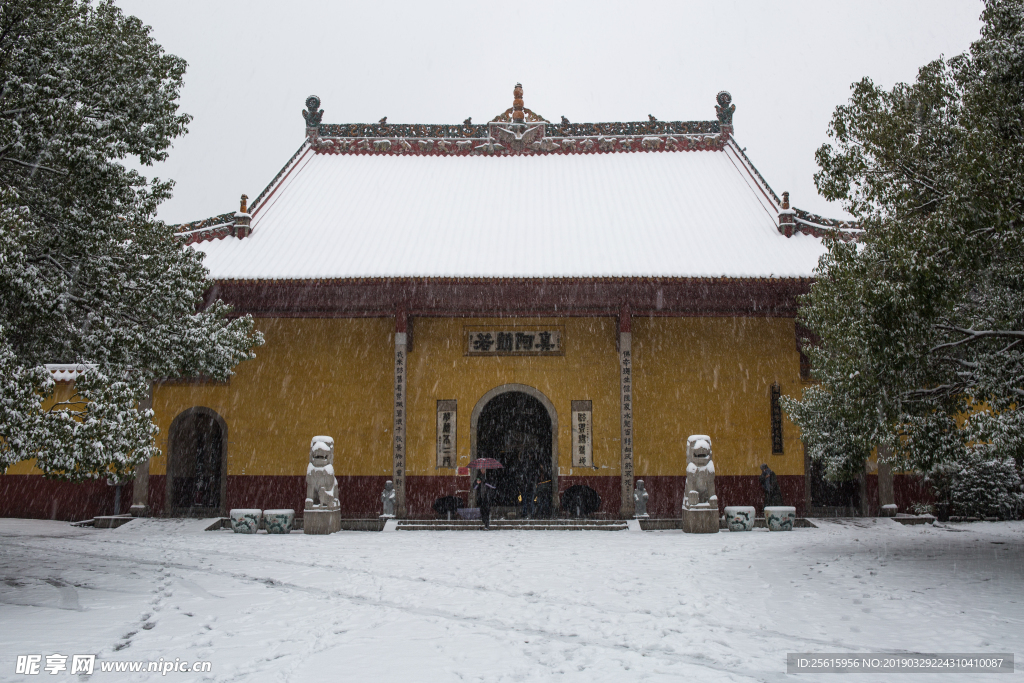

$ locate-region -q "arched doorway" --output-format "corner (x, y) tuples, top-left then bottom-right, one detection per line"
(471, 385), (558, 515)
(166, 407), (227, 516)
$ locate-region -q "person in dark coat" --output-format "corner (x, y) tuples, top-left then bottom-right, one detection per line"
(760, 464), (784, 508)
(473, 472), (496, 529)
(520, 468), (537, 520)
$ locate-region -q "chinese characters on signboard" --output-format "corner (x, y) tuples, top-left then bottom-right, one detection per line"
(393, 333), (407, 508)
(619, 334), (634, 510)
(436, 400), (457, 468)
(465, 328), (563, 355)
(571, 400), (593, 468)
(770, 382), (784, 454)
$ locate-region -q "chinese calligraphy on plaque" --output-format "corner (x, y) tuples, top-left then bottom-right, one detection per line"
(465, 328), (563, 356)
(571, 400), (593, 468)
(436, 400), (457, 468)
(619, 334), (634, 512)
(393, 333), (407, 509)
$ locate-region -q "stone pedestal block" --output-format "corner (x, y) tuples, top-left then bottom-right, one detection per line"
(304, 508), (341, 535)
(129, 504), (149, 518)
(681, 507), (719, 534)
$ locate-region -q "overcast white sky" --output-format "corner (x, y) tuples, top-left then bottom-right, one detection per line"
(117, 0), (984, 225)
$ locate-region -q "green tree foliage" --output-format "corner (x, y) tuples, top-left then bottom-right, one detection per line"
(0, 0), (262, 480)
(782, 0), (1024, 505)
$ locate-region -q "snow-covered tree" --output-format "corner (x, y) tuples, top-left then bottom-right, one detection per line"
(0, 0), (262, 480)
(782, 0), (1024, 511)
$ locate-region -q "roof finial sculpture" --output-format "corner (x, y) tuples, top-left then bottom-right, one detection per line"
(715, 91), (735, 125)
(302, 96), (324, 128)
(778, 191), (796, 238)
(512, 83), (525, 123)
(233, 193), (251, 239)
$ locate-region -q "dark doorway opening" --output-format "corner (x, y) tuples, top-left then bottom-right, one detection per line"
(476, 391), (553, 512)
(168, 409), (225, 514)
(808, 458), (861, 515)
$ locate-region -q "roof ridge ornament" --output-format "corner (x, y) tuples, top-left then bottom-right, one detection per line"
(513, 83), (524, 122)
(491, 82), (549, 123)
(715, 91), (734, 125)
(488, 83), (548, 151)
(303, 96), (324, 136)
(778, 190), (796, 237)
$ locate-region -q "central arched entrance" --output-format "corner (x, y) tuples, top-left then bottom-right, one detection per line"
(471, 384), (558, 516)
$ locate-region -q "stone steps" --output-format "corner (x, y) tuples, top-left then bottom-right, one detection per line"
(396, 519), (629, 531)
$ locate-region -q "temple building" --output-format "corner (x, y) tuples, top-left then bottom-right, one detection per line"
(4, 86), (914, 521)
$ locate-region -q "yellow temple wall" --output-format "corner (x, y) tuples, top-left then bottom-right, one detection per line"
(405, 317), (621, 477)
(150, 317), (394, 477)
(9, 315), (804, 481)
(632, 316), (805, 477)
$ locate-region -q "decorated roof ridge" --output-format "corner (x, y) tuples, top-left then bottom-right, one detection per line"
(776, 191), (860, 242)
(723, 137), (861, 241)
(793, 207), (861, 233)
(171, 140), (311, 242)
(173, 211), (235, 234)
(725, 137), (781, 206)
(206, 275), (816, 285)
(248, 139), (311, 214)
(302, 86), (728, 146)
(315, 119), (720, 139)
(173, 194), (252, 245)
(311, 131), (729, 157)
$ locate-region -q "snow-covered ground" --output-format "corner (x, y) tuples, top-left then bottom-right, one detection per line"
(0, 518), (1021, 682)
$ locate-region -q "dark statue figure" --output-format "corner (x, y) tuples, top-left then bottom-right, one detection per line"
(715, 91), (735, 125)
(760, 464), (784, 508)
(302, 96), (324, 127)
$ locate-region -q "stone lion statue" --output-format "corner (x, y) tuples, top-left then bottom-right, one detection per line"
(305, 435), (340, 511)
(683, 435), (717, 510)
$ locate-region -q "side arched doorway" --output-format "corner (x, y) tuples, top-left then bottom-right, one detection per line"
(166, 407), (228, 517)
(470, 385), (558, 516)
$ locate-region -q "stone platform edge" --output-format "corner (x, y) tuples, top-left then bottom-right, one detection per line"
(205, 517), (386, 532)
(640, 517), (818, 530)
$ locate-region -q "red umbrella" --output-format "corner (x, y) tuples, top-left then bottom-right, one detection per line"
(467, 458), (503, 469)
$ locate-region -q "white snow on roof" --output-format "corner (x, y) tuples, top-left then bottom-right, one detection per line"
(45, 363), (95, 382)
(194, 145), (827, 280)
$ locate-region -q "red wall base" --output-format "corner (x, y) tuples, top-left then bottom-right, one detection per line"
(3, 472), (933, 521)
(639, 475), (806, 518)
(0, 475), (132, 521)
(893, 473), (933, 511)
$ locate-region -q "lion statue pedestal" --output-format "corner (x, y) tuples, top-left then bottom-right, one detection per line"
(681, 435), (719, 534)
(304, 435), (341, 535)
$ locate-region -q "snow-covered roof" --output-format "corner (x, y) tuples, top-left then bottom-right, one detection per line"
(182, 90), (844, 281)
(45, 364), (95, 382)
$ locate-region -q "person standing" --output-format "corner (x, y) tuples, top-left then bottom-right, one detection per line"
(760, 464), (784, 508)
(520, 474), (537, 520)
(474, 472), (496, 529)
